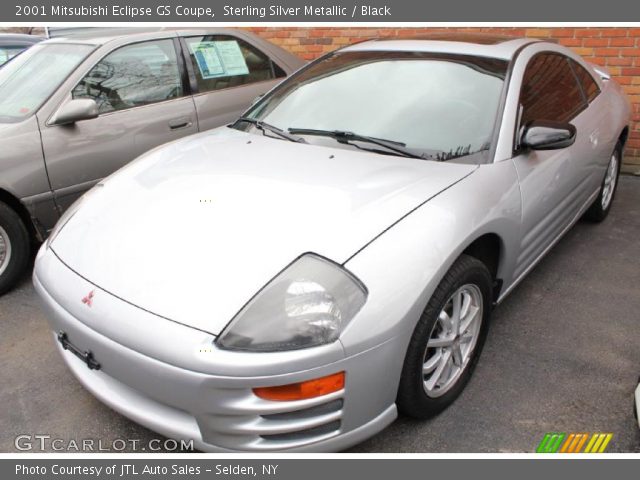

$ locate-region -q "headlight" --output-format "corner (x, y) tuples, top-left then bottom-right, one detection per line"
(216, 253), (367, 352)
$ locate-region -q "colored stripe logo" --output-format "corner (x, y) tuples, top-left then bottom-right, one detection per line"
(537, 433), (613, 453)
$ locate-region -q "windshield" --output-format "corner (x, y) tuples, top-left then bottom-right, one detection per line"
(238, 51), (508, 162)
(0, 43), (94, 123)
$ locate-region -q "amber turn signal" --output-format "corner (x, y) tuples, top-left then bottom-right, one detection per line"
(253, 372), (345, 401)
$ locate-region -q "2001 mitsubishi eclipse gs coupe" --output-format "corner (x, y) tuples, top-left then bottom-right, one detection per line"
(35, 34), (631, 452)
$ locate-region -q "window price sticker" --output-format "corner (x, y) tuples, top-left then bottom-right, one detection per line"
(189, 40), (249, 79)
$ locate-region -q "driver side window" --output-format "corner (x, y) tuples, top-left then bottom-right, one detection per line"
(520, 52), (587, 126)
(72, 39), (184, 114)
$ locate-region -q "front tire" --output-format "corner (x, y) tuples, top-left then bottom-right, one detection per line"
(584, 142), (622, 223)
(0, 201), (30, 296)
(397, 254), (492, 419)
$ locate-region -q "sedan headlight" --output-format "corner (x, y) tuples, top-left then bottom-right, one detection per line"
(216, 253), (367, 352)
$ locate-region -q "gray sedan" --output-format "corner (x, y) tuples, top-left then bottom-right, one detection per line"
(0, 28), (304, 294)
(34, 34), (631, 452)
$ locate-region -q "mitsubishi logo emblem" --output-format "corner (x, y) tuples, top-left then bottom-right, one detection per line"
(82, 290), (95, 307)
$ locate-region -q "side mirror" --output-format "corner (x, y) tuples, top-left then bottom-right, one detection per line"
(51, 99), (99, 125)
(520, 120), (577, 151)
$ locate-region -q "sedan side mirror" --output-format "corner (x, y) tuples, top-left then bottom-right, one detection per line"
(520, 120), (577, 151)
(51, 99), (99, 126)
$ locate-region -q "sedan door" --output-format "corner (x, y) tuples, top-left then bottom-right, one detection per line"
(510, 52), (596, 280)
(39, 38), (198, 211)
(179, 34), (288, 131)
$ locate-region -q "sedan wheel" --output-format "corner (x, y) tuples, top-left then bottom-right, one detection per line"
(0, 201), (30, 296)
(397, 254), (492, 419)
(0, 225), (11, 278)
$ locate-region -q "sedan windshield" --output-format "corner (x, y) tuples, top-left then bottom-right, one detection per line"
(0, 43), (94, 123)
(238, 51), (508, 162)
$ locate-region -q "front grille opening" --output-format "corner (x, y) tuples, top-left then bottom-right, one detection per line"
(261, 399), (343, 421)
(260, 420), (341, 442)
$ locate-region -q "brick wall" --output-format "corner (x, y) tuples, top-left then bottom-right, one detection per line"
(244, 27), (640, 172)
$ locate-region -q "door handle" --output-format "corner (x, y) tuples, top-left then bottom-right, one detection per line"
(169, 117), (192, 130)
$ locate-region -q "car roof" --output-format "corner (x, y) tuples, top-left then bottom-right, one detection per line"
(41, 27), (253, 46)
(342, 34), (547, 60)
(0, 33), (43, 45)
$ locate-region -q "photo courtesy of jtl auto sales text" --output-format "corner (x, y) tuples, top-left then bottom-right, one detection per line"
(0, 0), (640, 478)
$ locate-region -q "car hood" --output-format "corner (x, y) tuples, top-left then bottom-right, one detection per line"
(51, 127), (476, 335)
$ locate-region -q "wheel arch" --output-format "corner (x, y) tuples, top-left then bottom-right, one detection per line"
(0, 188), (39, 243)
(619, 126), (629, 149)
(460, 232), (505, 302)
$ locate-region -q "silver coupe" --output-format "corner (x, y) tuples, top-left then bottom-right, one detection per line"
(34, 34), (631, 452)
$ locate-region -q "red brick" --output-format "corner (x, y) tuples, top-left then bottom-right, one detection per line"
(594, 48), (622, 56)
(583, 38), (609, 47)
(550, 28), (575, 37)
(610, 38), (635, 47)
(290, 30), (309, 38)
(558, 38), (581, 47)
(309, 29), (327, 38)
(606, 57), (634, 66)
(525, 28), (552, 37)
(575, 29), (603, 38)
(601, 28), (629, 37)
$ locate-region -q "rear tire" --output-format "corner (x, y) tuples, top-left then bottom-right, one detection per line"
(397, 254), (492, 419)
(0, 201), (30, 296)
(584, 142), (622, 223)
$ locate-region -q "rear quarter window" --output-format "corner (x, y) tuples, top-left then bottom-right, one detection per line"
(570, 59), (601, 103)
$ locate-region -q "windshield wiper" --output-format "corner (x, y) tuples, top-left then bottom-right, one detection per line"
(235, 117), (307, 144)
(287, 128), (428, 160)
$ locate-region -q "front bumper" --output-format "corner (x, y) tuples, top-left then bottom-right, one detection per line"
(33, 247), (399, 452)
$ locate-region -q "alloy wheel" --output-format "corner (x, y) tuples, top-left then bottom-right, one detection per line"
(601, 152), (619, 211)
(422, 284), (483, 398)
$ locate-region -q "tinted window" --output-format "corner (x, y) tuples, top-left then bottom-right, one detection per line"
(185, 35), (285, 93)
(0, 43), (93, 122)
(570, 59), (600, 103)
(73, 39), (183, 114)
(242, 52), (508, 162)
(520, 53), (586, 125)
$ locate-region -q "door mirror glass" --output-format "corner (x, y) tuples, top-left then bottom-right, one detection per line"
(520, 120), (577, 150)
(51, 99), (98, 125)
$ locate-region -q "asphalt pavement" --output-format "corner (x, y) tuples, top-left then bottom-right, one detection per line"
(2, 176), (640, 453)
